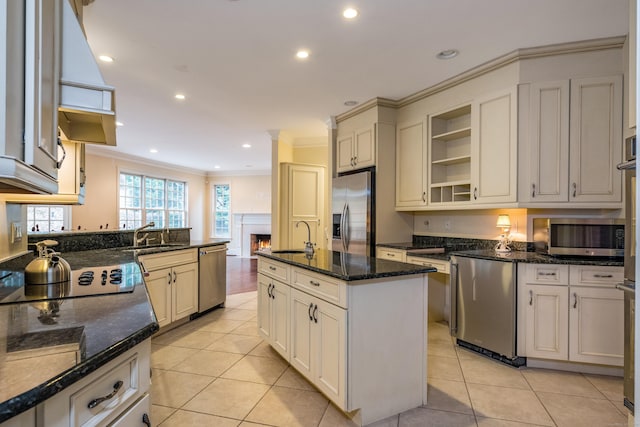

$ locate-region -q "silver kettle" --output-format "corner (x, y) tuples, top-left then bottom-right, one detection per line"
(25, 240), (71, 286)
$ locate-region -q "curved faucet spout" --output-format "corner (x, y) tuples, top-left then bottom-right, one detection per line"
(296, 221), (315, 258)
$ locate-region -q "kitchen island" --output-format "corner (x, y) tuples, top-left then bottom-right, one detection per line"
(0, 249), (158, 425)
(256, 249), (436, 426)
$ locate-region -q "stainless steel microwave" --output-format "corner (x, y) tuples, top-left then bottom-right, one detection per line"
(533, 218), (625, 257)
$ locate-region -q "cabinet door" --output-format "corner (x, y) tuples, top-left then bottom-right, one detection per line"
(569, 286), (624, 366)
(145, 268), (172, 328)
(396, 120), (427, 208)
(172, 262), (198, 321)
(569, 75), (622, 203)
(471, 87), (517, 204)
(0, 408), (35, 427)
(336, 133), (354, 173)
(270, 280), (290, 360)
(282, 163), (324, 249)
(354, 126), (375, 168)
(313, 298), (347, 408)
(24, 0), (60, 180)
(257, 273), (273, 340)
(525, 80), (570, 202)
(521, 284), (569, 360)
(290, 289), (314, 380)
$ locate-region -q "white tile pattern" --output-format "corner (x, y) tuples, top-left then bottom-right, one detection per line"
(151, 291), (628, 426)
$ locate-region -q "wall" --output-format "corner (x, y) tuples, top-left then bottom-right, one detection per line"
(72, 151), (208, 239)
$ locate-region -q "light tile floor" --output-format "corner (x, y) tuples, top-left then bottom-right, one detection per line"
(150, 291), (629, 426)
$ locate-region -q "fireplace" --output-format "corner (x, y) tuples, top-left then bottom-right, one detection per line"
(251, 233), (271, 255)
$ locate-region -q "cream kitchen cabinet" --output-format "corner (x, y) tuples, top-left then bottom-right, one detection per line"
(470, 87), (517, 204)
(421, 87), (517, 208)
(336, 126), (375, 173)
(376, 247), (407, 262)
(257, 254), (427, 425)
(138, 249), (198, 328)
(42, 339), (151, 427)
(518, 264), (623, 366)
(519, 75), (622, 205)
(0, 409), (34, 427)
(290, 287), (347, 406)
(395, 120), (428, 208)
(257, 258), (290, 360)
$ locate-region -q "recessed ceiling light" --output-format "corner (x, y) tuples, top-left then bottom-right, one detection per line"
(344, 100), (358, 106)
(242, 143), (251, 148)
(150, 148), (158, 153)
(343, 8), (358, 19)
(175, 94), (186, 100)
(214, 165), (221, 169)
(436, 49), (459, 60)
(115, 121), (124, 127)
(98, 55), (114, 63)
(296, 50), (310, 59)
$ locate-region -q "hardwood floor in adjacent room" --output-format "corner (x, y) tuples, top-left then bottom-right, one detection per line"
(226, 256), (257, 295)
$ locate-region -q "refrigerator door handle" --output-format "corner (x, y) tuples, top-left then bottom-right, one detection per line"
(449, 262), (458, 336)
(343, 203), (350, 250)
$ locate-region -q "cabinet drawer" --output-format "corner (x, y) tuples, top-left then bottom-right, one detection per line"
(524, 264), (569, 285)
(138, 249), (197, 271)
(70, 352), (142, 427)
(376, 247), (406, 262)
(258, 258), (290, 283)
(569, 265), (623, 287)
(109, 394), (150, 427)
(406, 256), (450, 274)
(291, 268), (347, 309)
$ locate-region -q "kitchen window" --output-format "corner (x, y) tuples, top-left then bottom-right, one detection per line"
(119, 173), (187, 229)
(213, 184), (230, 237)
(27, 205), (71, 233)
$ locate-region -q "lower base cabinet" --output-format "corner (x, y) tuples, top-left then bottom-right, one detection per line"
(257, 256), (428, 425)
(290, 288), (346, 406)
(518, 264), (624, 367)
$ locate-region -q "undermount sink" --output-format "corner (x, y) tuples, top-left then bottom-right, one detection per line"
(270, 249), (305, 254)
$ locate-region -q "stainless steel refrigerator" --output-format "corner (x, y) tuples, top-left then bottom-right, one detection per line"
(331, 170), (374, 256)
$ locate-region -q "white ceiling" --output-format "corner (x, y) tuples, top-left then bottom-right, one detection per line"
(82, 0), (629, 174)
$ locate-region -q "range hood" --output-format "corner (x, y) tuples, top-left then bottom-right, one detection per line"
(58, 0), (116, 146)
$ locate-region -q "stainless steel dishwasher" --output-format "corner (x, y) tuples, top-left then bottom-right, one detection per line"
(198, 244), (227, 312)
(450, 254), (524, 366)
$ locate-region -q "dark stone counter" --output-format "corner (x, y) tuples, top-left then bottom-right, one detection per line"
(0, 249), (159, 423)
(257, 249), (436, 281)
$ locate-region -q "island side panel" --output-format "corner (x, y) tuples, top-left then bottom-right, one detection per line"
(347, 274), (428, 425)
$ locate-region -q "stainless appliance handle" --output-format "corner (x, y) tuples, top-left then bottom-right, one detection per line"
(616, 283), (636, 293)
(343, 203), (350, 250)
(200, 247), (227, 256)
(617, 160), (636, 170)
(449, 262), (458, 336)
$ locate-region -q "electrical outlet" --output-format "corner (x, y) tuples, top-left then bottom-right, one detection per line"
(10, 222), (22, 243)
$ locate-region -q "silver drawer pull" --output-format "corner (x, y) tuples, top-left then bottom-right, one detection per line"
(269, 266), (276, 271)
(387, 253), (395, 257)
(309, 280), (321, 287)
(538, 272), (557, 276)
(593, 274), (613, 278)
(88, 380), (123, 409)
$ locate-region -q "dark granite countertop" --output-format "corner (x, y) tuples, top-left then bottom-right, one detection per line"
(257, 249), (436, 281)
(0, 249), (160, 423)
(377, 243), (624, 267)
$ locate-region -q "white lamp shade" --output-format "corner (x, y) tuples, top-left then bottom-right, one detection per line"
(496, 214), (511, 228)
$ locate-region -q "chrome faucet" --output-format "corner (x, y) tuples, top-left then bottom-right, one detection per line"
(296, 221), (315, 258)
(133, 221), (156, 247)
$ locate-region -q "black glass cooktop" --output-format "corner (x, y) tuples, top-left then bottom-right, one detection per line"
(0, 263), (141, 305)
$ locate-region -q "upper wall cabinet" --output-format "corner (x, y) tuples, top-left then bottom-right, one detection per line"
(471, 87), (518, 205)
(520, 75), (622, 206)
(336, 126), (375, 173)
(395, 119), (427, 208)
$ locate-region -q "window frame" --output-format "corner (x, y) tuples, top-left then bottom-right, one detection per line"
(118, 170), (189, 230)
(212, 182), (231, 238)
